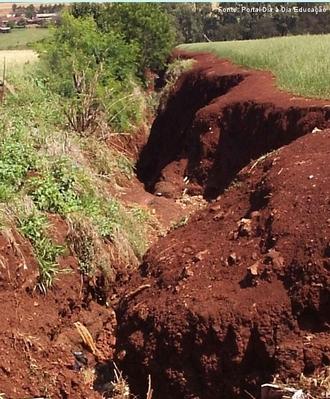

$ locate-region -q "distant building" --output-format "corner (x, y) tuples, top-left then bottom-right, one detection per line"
(36, 13), (57, 19)
(0, 26), (11, 33)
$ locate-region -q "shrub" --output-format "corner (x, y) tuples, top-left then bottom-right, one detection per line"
(28, 159), (81, 215)
(0, 133), (37, 187)
(36, 12), (141, 133)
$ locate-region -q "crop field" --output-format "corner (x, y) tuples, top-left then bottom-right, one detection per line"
(180, 34), (330, 99)
(0, 27), (49, 50)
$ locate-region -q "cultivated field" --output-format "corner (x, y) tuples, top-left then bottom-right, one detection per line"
(0, 27), (49, 50)
(180, 34), (330, 99)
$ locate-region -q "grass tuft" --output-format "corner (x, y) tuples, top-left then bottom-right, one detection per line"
(18, 212), (65, 292)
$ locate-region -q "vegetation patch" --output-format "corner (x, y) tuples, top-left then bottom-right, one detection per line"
(0, 65), (153, 290)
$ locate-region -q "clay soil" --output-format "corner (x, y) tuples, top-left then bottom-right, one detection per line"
(1, 51), (330, 399)
(118, 129), (330, 399)
(0, 218), (117, 399)
(118, 52), (330, 398)
(137, 51), (330, 199)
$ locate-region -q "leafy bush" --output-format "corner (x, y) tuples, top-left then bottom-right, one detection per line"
(0, 133), (37, 188)
(36, 12), (142, 133)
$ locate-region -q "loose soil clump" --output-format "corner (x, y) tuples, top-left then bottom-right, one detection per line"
(117, 130), (330, 399)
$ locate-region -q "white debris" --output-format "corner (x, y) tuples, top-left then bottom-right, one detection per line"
(292, 390), (307, 399)
(261, 384), (307, 399)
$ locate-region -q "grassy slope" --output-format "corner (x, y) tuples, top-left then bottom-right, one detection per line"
(0, 65), (153, 290)
(180, 34), (330, 99)
(0, 27), (50, 50)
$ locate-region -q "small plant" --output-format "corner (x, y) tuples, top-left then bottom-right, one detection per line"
(68, 214), (114, 280)
(171, 215), (189, 230)
(0, 133), (37, 188)
(18, 212), (65, 292)
(28, 159), (81, 215)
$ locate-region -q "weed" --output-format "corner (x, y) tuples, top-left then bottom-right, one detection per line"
(29, 159), (81, 215)
(102, 363), (130, 399)
(18, 212), (65, 291)
(0, 184), (14, 202)
(158, 58), (195, 112)
(68, 214), (114, 280)
(81, 137), (134, 184)
(171, 215), (189, 230)
(0, 133), (37, 188)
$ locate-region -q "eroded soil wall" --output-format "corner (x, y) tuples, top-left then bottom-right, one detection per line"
(137, 51), (330, 199)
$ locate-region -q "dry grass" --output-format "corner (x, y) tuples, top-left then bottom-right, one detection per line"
(0, 49), (38, 75)
(102, 363), (153, 399)
(271, 367), (330, 398)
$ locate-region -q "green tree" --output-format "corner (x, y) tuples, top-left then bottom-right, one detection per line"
(25, 4), (36, 19)
(71, 3), (176, 74)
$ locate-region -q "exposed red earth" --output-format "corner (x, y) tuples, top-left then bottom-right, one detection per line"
(118, 129), (330, 399)
(118, 52), (330, 398)
(0, 216), (118, 398)
(137, 51), (330, 200)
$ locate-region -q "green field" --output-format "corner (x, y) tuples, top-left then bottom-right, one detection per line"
(0, 27), (50, 50)
(180, 34), (330, 100)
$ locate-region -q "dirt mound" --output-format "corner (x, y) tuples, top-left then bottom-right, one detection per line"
(0, 220), (117, 399)
(117, 130), (330, 399)
(137, 51), (330, 199)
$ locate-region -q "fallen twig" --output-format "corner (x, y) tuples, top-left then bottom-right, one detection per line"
(146, 374), (153, 399)
(124, 284), (151, 301)
(74, 321), (103, 359)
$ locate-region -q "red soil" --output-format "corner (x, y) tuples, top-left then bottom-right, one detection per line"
(137, 51), (330, 199)
(0, 219), (116, 399)
(117, 129), (330, 399)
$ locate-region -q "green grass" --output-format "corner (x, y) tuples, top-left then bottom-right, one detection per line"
(18, 212), (65, 292)
(180, 34), (330, 99)
(0, 27), (50, 50)
(0, 65), (153, 291)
